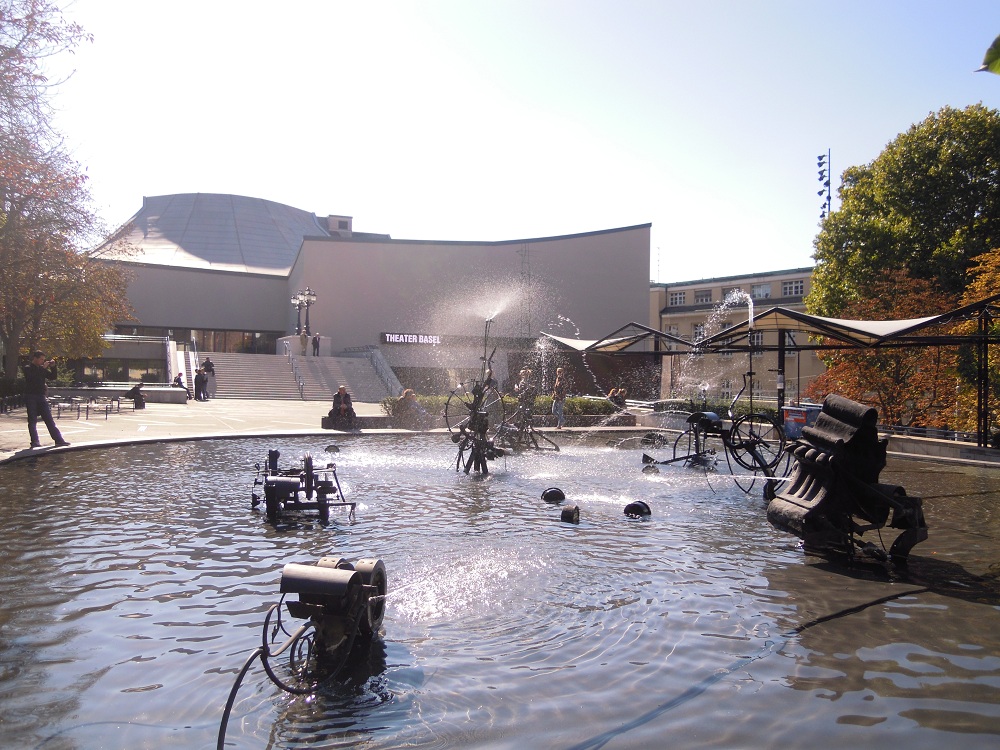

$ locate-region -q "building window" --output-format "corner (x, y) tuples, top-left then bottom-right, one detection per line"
(692, 323), (705, 341)
(669, 291), (686, 306)
(749, 330), (764, 350)
(751, 283), (771, 300)
(694, 289), (712, 304)
(723, 287), (743, 302)
(720, 379), (733, 400)
(719, 321), (733, 356)
(663, 325), (679, 351)
(784, 331), (798, 356)
(782, 279), (805, 297)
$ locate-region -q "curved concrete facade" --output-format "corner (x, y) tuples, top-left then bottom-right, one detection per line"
(105, 193), (652, 354)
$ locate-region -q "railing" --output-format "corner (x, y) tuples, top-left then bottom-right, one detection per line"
(367, 350), (399, 397)
(286, 347), (306, 400)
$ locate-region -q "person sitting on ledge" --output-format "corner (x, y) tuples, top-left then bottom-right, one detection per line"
(172, 373), (193, 400)
(124, 382), (146, 409)
(608, 387), (627, 411)
(394, 388), (429, 429)
(329, 385), (356, 428)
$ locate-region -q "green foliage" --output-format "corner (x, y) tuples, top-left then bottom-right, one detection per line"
(809, 104), (1000, 316)
(979, 33), (1000, 75)
(381, 393), (620, 417)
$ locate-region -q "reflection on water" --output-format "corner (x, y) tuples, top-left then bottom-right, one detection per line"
(1, 436), (999, 748)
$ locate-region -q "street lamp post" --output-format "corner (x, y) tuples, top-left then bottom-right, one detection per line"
(291, 288), (318, 336)
(817, 150), (832, 219)
(291, 293), (304, 335)
(302, 287), (317, 335)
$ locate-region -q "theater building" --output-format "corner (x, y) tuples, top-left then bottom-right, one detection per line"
(100, 193), (653, 394)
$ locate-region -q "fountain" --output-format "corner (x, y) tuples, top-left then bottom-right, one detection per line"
(1, 436), (999, 748)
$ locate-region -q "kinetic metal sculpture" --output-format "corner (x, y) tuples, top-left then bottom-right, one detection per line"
(766, 394), (927, 570)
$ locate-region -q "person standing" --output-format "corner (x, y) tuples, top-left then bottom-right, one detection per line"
(312, 333), (320, 356)
(514, 368), (536, 410)
(193, 368), (208, 401)
(551, 367), (567, 429)
(21, 351), (70, 448)
(201, 357), (216, 398)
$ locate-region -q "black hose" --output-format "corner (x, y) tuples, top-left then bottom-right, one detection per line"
(217, 646), (264, 750)
(566, 585), (931, 750)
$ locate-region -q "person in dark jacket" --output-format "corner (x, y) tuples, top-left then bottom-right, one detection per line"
(21, 351), (69, 448)
(172, 373), (193, 399)
(193, 368), (208, 401)
(329, 385), (356, 428)
(124, 382), (146, 409)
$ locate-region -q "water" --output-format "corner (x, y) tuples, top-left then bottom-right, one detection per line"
(1, 437), (999, 749)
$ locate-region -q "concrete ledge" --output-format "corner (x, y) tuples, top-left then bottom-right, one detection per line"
(51, 387), (188, 404)
(885, 433), (1000, 465)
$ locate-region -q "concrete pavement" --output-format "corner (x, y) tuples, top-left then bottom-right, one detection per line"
(3, 396), (997, 469)
(0, 398), (390, 464)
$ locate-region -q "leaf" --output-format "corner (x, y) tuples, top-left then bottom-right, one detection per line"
(977, 33), (1000, 74)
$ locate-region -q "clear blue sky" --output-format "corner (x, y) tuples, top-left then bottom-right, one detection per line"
(51, 0), (1000, 283)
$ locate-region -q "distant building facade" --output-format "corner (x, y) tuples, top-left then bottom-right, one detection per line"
(651, 267), (824, 405)
(100, 193), (652, 392)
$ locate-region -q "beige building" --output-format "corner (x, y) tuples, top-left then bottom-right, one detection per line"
(651, 267), (825, 406)
(102, 193), (652, 393)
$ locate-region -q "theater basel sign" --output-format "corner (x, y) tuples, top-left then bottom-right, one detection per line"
(381, 332), (449, 345)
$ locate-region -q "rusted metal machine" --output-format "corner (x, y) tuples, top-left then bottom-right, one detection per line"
(251, 449), (355, 525)
(766, 394), (927, 570)
(218, 555), (387, 747)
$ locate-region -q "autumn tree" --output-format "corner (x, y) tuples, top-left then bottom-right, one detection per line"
(0, 0), (133, 380)
(809, 104), (1000, 317)
(806, 274), (959, 427)
(952, 247), (1000, 435)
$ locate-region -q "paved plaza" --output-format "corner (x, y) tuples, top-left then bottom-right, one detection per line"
(0, 398), (389, 464)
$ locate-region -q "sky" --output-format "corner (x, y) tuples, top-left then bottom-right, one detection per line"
(48, 0), (1000, 284)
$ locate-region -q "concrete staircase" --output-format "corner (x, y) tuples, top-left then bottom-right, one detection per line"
(198, 351), (394, 402)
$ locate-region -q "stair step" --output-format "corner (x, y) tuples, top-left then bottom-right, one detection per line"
(193, 351), (392, 402)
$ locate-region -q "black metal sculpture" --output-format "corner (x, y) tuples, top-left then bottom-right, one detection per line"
(251, 449), (355, 524)
(218, 555), (387, 747)
(766, 394), (927, 570)
(444, 319), (506, 474)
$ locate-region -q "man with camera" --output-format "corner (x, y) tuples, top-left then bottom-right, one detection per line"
(22, 351), (70, 449)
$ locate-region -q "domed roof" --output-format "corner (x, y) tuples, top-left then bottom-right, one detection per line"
(103, 193), (330, 275)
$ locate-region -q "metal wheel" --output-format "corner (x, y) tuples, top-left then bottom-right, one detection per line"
(729, 413), (785, 471)
(354, 558), (387, 637)
(726, 441), (768, 493)
(444, 382), (506, 437)
(673, 427), (716, 469)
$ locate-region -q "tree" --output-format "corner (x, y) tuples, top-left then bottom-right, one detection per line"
(805, 274), (959, 427)
(809, 104), (1000, 317)
(0, 0), (91, 137)
(953, 247), (1000, 435)
(0, 0), (134, 380)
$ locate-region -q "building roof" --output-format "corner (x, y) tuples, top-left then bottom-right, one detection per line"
(101, 193), (330, 275)
(651, 266), (814, 289)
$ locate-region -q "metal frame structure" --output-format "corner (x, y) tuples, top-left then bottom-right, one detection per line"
(545, 294), (1000, 448)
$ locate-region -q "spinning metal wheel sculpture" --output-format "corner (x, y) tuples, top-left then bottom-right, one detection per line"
(494, 395), (560, 453)
(643, 369), (788, 493)
(444, 319), (507, 473)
